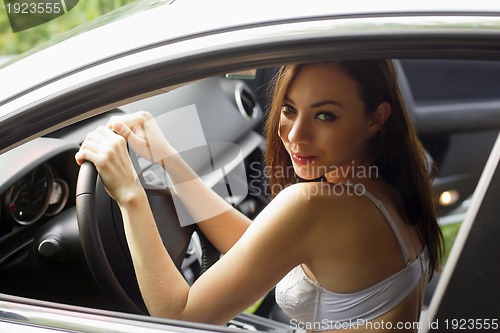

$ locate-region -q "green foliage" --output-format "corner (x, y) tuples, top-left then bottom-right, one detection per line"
(440, 222), (462, 265)
(0, 0), (138, 56)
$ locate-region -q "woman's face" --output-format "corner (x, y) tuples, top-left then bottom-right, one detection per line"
(278, 63), (374, 181)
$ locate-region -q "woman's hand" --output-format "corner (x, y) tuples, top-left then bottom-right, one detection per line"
(75, 126), (143, 206)
(106, 111), (177, 164)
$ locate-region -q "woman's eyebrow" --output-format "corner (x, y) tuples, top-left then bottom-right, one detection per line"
(284, 96), (344, 109)
(310, 100), (343, 108)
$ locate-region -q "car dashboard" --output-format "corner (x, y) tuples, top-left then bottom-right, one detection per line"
(0, 138), (80, 258)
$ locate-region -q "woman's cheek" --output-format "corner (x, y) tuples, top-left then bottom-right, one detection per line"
(324, 130), (358, 161)
(338, 128), (368, 159)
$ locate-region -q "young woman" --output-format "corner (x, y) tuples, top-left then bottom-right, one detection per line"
(75, 59), (442, 332)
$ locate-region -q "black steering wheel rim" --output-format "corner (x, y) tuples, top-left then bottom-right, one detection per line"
(76, 161), (145, 314)
(76, 160), (219, 315)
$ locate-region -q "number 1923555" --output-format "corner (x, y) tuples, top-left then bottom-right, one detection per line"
(3, 0), (77, 32)
(5, 1), (63, 14)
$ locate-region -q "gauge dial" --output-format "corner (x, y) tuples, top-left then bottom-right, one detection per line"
(5, 164), (54, 225)
(45, 178), (69, 217)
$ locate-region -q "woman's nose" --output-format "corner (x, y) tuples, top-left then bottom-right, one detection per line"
(286, 116), (312, 144)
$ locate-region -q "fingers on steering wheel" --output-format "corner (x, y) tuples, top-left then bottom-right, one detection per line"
(106, 111), (152, 131)
(76, 126), (126, 167)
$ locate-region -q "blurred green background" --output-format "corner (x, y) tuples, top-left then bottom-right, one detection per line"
(441, 222), (461, 265)
(0, 0), (137, 56)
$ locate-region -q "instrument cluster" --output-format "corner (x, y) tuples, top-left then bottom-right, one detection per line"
(2, 163), (69, 228)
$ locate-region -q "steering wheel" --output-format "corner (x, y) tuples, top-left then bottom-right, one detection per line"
(75, 158), (219, 314)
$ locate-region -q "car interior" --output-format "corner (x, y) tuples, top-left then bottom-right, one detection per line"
(1, 58), (500, 331)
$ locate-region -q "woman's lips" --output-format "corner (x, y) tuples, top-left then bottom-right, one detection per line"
(291, 153), (317, 166)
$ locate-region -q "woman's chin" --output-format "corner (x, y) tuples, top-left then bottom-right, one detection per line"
(293, 167), (324, 181)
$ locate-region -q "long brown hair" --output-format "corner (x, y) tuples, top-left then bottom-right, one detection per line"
(264, 59), (443, 276)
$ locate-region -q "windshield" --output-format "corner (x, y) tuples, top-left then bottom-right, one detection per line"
(0, 0), (173, 69)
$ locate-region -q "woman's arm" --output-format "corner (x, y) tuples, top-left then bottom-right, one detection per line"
(117, 174), (317, 324)
(75, 125), (320, 324)
(107, 112), (252, 253)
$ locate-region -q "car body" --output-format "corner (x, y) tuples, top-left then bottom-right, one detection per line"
(1, 0), (500, 331)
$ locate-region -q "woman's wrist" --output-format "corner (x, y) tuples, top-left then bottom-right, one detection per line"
(117, 184), (148, 209)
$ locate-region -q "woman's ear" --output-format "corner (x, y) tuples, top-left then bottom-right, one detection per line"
(367, 101), (391, 137)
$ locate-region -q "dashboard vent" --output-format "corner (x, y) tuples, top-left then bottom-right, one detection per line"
(235, 83), (258, 120)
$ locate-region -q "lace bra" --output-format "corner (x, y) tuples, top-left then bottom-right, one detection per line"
(275, 184), (429, 331)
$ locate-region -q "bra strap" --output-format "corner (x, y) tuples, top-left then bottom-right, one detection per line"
(343, 183), (412, 264)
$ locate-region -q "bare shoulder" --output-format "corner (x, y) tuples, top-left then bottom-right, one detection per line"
(275, 181), (354, 201)
(271, 181), (389, 236)
(276, 181), (364, 207)
(245, 182), (340, 237)
(261, 182), (355, 225)
(245, 181), (367, 245)
(267, 182), (337, 213)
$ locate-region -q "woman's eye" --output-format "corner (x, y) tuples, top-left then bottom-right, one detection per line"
(317, 112), (337, 121)
(281, 104), (295, 114)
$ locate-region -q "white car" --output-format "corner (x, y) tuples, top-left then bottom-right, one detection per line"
(1, 1), (499, 331)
